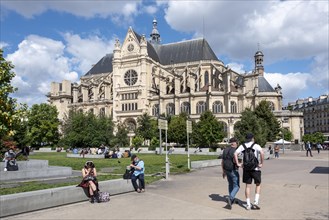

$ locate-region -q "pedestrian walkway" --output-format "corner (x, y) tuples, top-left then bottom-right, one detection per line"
(3, 151), (329, 220)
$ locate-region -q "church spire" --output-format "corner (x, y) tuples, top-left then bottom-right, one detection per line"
(150, 18), (161, 44)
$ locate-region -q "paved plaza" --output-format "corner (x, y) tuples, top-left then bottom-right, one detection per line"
(3, 151), (329, 220)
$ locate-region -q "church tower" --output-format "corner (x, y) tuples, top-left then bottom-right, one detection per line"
(254, 50), (264, 76)
(150, 18), (161, 44)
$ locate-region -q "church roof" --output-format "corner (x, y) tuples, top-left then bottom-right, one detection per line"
(258, 76), (275, 92)
(85, 53), (113, 76)
(84, 32), (219, 76)
(155, 39), (219, 65)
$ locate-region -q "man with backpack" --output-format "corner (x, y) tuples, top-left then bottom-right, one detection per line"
(221, 137), (240, 209)
(234, 133), (264, 210)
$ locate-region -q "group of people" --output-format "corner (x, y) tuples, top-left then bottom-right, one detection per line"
(78, 154), (145, 203)
(221, 133), (264, 210)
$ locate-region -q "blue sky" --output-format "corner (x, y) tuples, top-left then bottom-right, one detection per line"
(1, 0), (328, 106)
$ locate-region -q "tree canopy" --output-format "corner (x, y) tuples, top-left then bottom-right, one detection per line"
(60, 110), (114, 148)
(192, 110), (224, 147)
(25, 103), (60, 147)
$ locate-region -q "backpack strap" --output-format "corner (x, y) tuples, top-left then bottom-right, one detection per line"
(242, 143), (247, 151)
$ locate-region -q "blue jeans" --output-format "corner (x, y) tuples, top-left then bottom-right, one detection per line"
(225, 169), (240, 202)
(131, 173), (145, 191)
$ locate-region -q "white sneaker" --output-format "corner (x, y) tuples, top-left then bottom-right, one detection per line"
(4, 168), (7, 171)
(245, 204), (251, 210)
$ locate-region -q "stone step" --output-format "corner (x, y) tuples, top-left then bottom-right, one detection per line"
(0, 166), (72, 182)
(0, 160), (49, 170)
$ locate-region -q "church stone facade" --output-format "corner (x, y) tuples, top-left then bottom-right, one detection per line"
(48, 19), (290, 141)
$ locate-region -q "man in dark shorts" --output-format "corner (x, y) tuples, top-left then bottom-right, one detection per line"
(234, 133), (264, 210)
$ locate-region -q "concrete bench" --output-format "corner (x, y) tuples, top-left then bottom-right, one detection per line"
(0, 179), (135, 217)
(66, 154), (105, 159)
(0, 160), (72, 182)
(0, 166), (72, 181)
(0, 160), (48, 170)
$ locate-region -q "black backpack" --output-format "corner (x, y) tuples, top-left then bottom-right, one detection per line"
(242, 143), (259, 171)
(222, 147), (235, 171)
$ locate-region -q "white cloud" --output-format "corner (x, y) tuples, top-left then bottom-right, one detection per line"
(5, 33), (117, 106)
(0, 1), (142, 21)
(62, 33), (115, 74)
(0, 41), (9, 49)
(265, 72), (311, 103)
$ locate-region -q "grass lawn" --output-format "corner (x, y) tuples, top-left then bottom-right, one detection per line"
(0, 152), (218, 195)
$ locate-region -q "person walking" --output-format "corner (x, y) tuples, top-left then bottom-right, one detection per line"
(221, 137), (240, 209)
(316, 143), (322, 154)
(274, 145), (280, 158)
(234, 133), (264, 210)
(130, 154), (145, 193)
(306, 141), (313, 157)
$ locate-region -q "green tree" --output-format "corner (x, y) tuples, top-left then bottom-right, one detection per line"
(60, 110), (114, 148)
(0, 49), (24, 141)
(25, 103), (60, 148)
(168, 113), (188, 145)
(255, 100), (281, 141)
(303, 132), (326, 144)
(234, 108), (268, 147)
(132, 135), (144, 149)
(114, 123), (129, 148)
(192, 111), (224, 147)
(280, 128), (293, 141)
(136, 113), (157, 142)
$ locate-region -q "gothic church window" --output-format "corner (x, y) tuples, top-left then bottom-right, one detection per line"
(204, 71), (209, 85)
(124, 70), (138, 86)
(152, 104), (159, 116)
(99, 108), (105, 117)
(213, 101), (223, 113)
(230, 101), (237, 113)
(196, 101), (206, 114)
(166, 103), (175, 116)
(181, 102), (190, 114)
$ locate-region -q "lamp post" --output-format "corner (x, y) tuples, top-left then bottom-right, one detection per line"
(282, 117), (285, 154)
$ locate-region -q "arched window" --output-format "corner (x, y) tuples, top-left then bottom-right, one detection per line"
(212, 101), (223, 113)
(152, 104), (159, 116)
(230, 101), (237, 113)
(196, 101), (206, 114)
(99, 108), (105, 117)
(181, 102), (190, 114)
(166, 103), (175, 116)
(125, 118), (136, 132)
(204, 71), (209, 85)
(89, 108), (94, 114)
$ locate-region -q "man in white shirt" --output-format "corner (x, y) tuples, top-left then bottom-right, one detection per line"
(234, 133), (264, 210)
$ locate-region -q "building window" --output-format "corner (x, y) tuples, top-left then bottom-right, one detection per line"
(122, 103), (138, 111)
(181, 102), (190, 114)
(204, 71), (209, 85)
(230, 101), (237, 113)
(89, 108), (94, 114)
(122, 93), (138, 100)
(268, 101), (275, 111)
(166, 103), (175, 116)
(213, 101), (223, 113)
(196, 101), (206, 114)
(99, 108), (105, 117)
(124, 69), (138, 86)
(152, 104), (159, 116)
